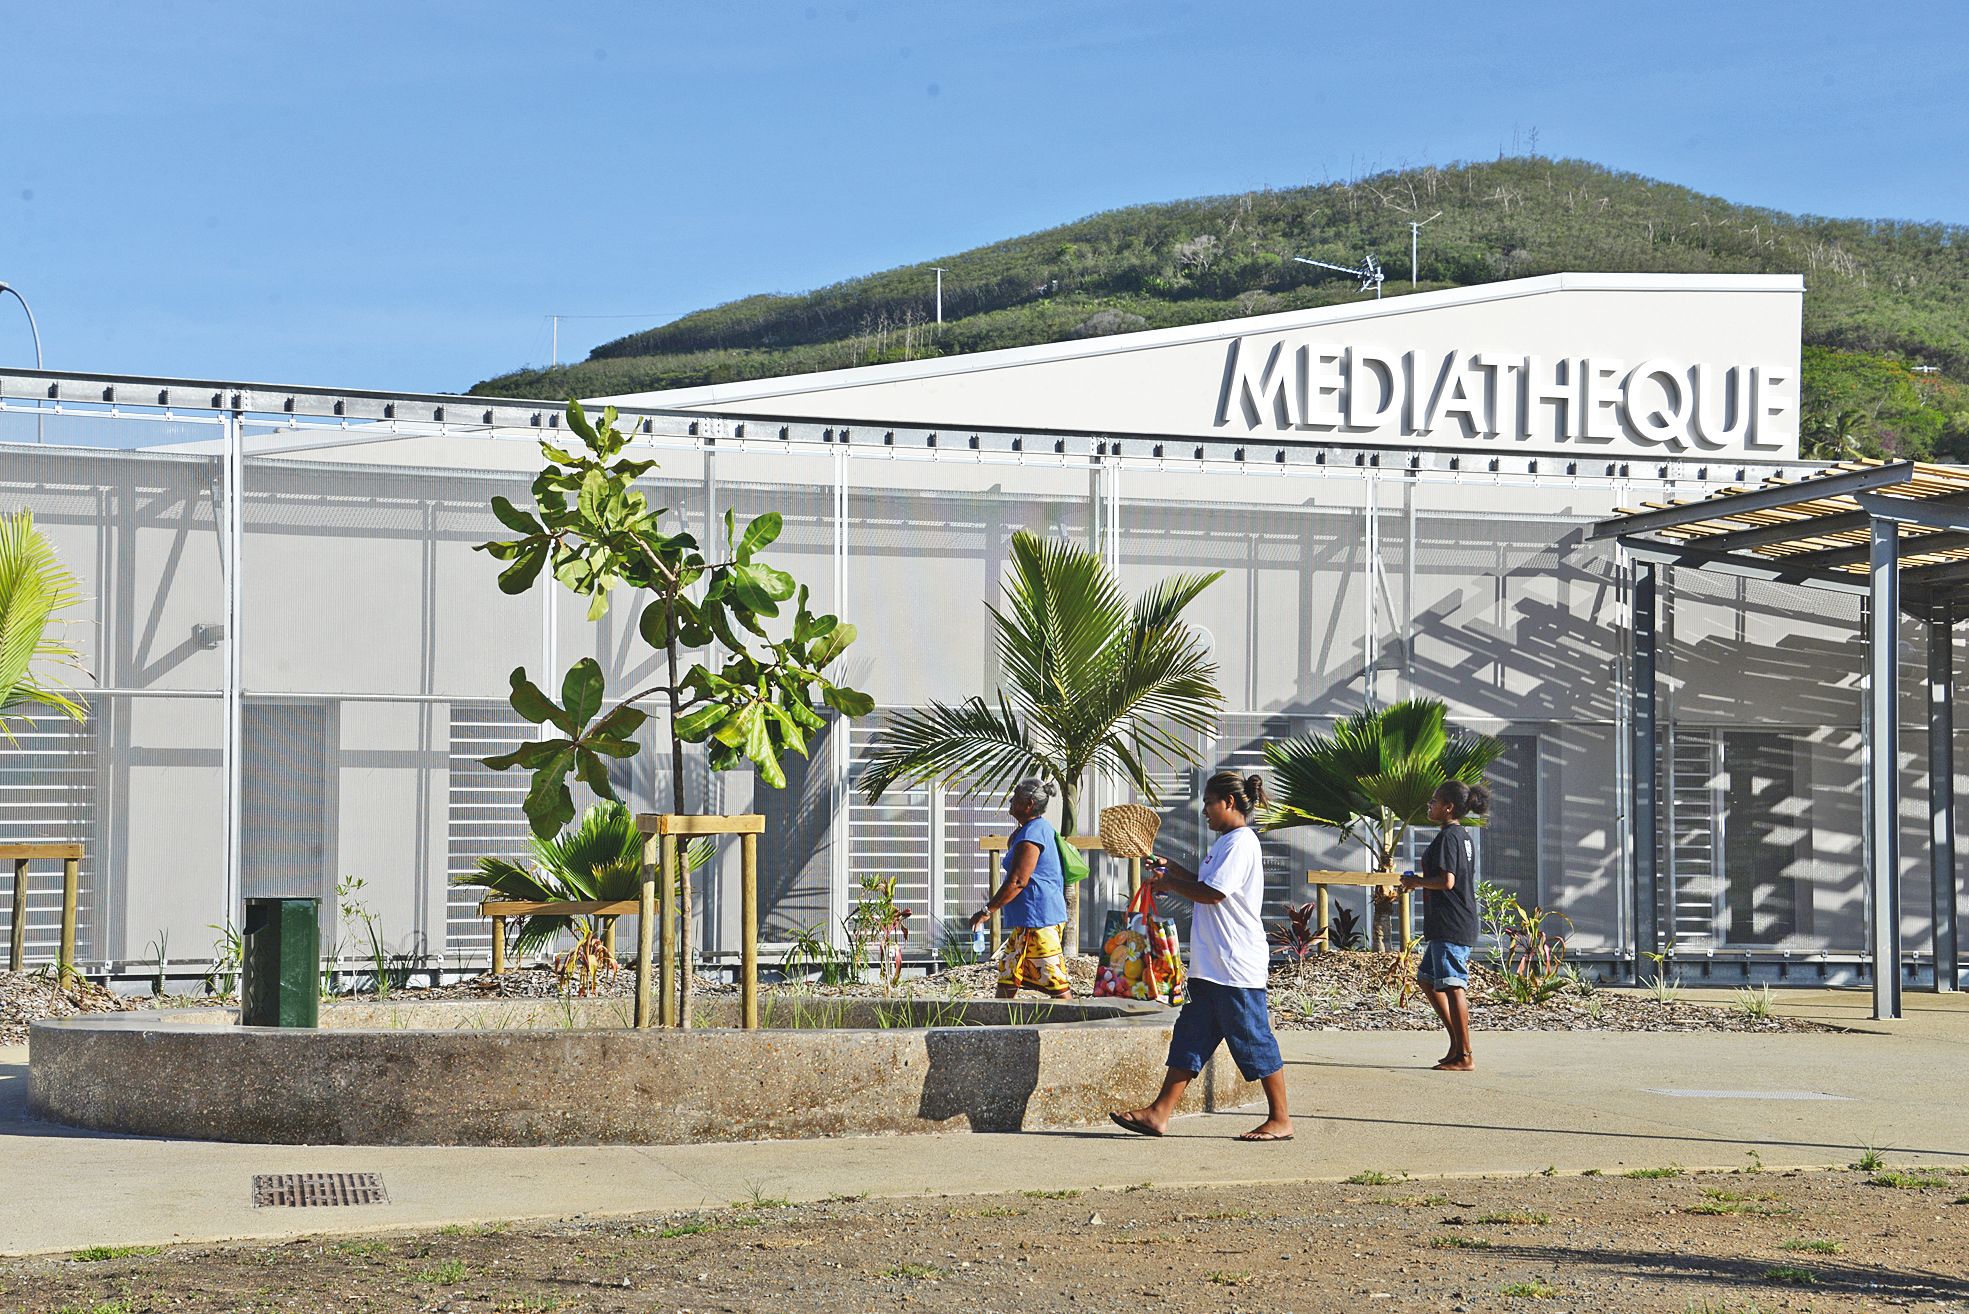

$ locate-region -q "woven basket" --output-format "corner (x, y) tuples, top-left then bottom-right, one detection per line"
(1098, 804), (1162, 859)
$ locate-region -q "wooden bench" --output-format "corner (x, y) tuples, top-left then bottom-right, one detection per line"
(1306, 869), (1413, 950)
(2, 842), (82, 970)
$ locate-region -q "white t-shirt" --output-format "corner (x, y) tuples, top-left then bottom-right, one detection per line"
(1188, 825), (1270, 988)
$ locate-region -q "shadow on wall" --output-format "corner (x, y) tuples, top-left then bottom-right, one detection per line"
(917, 1026), (1042, 1131)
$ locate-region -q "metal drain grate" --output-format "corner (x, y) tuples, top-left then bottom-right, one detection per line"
(252, 1173), (390, 1208)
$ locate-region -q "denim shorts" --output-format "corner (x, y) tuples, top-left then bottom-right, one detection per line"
(1416, 940), (1473, 990)
(1167, 977), (1284, 1082)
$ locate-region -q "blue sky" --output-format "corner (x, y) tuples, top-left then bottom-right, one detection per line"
(4, 1), (1965, 393)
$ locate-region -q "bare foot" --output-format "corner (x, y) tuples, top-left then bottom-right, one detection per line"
(1434, 1056), (1475, 1071)
(1109, 1107), (1167, 1137)
(1236, 1117), (1294, 1142)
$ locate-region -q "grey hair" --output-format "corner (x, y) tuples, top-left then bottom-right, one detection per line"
(1011, 777), (1058, 808)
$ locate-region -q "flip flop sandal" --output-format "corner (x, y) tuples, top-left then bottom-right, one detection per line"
(1108, 1111), (1163, 1138)
(1235, 1131), (1294, 1142)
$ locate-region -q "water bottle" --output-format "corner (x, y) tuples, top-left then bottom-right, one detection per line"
(971, 926), (988, 958)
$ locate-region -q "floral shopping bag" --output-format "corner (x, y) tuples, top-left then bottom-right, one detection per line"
(1094, 883), (1187, 1006)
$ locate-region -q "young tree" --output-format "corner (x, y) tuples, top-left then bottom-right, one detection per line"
(477, 401), (873, 1022)
(858, 530), (1223, 945)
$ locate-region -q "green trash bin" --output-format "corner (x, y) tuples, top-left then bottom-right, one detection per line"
(241, 897), (320, 1028)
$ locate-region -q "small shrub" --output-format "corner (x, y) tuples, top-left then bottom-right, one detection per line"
(1781, 1239), (1842, 1254)
(657, 1221), (717, 1238)
(1021, 1189), (1082, 1200)
(1344, 1170), (1401, 1186)
(1733, 985), (1776, 1019)
(1499, 1280), (1557, 1299)
(334, 1240), (391, 1258)
(1762, 1266), (1819, 1286)
(1870, 1170), (1948, 1190)
(1852, 1148), (1885, 1171)
(70, 1246), (161, 1262)
(1623, 1165), (1684, 1179)
(1475, 1211), (1550, 1225)
(417, 1259), (468, 1285)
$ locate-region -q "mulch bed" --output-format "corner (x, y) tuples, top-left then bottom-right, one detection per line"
(2, 950), (1829, 1043)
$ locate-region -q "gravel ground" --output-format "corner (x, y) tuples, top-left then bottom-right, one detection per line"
(6, 1168), (1966, 1312)
(0, 970), (140, 1045)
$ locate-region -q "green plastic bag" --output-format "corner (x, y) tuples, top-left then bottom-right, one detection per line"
(1057, 832), (1090, 887)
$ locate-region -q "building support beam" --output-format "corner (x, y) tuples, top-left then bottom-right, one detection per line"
(1630, 559), (1660, 986)
(1930, 606), (1959, 993)
(1868, 517), (1904, 1020)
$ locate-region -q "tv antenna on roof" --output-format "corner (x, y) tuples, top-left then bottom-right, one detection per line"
(1292, 252), (1385, 299)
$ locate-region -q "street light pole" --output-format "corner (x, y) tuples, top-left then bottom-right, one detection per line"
(930, 267), (946, 324)
(1408, 212), (1443, 288)
(0, 281), (45, 443)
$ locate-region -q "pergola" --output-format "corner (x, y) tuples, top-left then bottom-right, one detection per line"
(1593, 460), (1969, 1021)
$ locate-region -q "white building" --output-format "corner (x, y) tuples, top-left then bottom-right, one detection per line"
(3, 270), (1952, 989)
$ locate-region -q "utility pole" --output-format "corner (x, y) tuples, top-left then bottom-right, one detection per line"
(1409, 212), (1443, 287)
(930, 267), (946, 324)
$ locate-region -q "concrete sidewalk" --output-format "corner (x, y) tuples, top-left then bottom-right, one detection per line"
(5, 994), (1967, 1256)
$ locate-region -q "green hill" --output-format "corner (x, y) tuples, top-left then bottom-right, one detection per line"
(471, 158), (1969, 461)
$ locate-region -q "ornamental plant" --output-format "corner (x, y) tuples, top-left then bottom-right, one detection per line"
(1262, 698), (1503, 946)
(858, 529), (1223, 944)
(476, 400), (873, 1023)
(0, 508), (88, 741)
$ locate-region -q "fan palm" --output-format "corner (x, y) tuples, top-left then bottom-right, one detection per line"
(0, 509), (88, 741)
(859, 529), (1225, 941)
(1262, 697), (1505, 878)
(458, 800), (710, 960)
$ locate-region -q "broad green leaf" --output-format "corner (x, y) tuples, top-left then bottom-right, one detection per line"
(489, 496), (542, 535)
(564, 399), (597, 443)
(584, 735), (639, 758)
(507, 668), (573, 734)
(481, 738), (568, 771)
(523, 748), (577, 837)
(539, 442), (577, 466)
(496, 543), (549, 594)
(574, 745), (617, 799)
(754, 745), (787, 790)
(674, 703), (731, 741)
(560, 657), (606, 729)
(808, 621), (856, 668)
(738, 512), (783, 562)
(577, 468), (610, 525)
(714, 702), (760, 749)
(764, 702), (809, 757)
(638, 598), (675, 650)
(733, 562), (797, 603)
(822, 685), (875, 718)
(742, 701), (774, 767)
(591, 704), (648, 741)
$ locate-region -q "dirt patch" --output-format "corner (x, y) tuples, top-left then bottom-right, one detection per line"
(6, 1169), (1966, 1311)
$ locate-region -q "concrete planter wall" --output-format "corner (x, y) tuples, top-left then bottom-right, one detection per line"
(28, 997), (1254, 1146)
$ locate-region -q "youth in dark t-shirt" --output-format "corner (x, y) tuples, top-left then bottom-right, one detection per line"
(1420, 824), (1478, 946)
(1399, 780), (1490, 1073)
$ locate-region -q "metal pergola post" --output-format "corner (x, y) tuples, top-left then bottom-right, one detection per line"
(1930, 604), (1958, 992)
(1629, 558), (1659, 985)
(1867, 516), (1903, 1021)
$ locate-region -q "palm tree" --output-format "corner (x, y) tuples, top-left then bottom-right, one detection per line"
(859, 529), (1224, 944)
(0, 508), (88, 741)
(459, 800), (709, 962)
(1263, 698), (1504, 946)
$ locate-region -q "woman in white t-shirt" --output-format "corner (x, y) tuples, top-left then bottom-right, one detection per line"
(1110, 771), (1292, 1143)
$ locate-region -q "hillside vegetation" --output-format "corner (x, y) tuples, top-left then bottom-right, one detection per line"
(472, 158), (1969, 461)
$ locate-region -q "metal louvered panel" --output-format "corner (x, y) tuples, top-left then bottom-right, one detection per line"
(0, 714), (97, 963)
(1669, 728), (1723, 948)
(446, 701), (535, 959)
(846, 722), (933, 938)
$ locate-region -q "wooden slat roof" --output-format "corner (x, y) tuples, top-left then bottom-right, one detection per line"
(1599, 460), (1969, 577)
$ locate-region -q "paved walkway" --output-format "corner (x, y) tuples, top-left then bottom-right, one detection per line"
(4, 987), (1966, 1256)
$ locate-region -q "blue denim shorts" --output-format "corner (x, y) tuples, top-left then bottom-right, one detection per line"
(1167, 978), (1284, 1082)
(1417, 940), (1473, 990)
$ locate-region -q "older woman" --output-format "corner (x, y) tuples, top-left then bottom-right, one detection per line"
(968, 777), (1071, 999)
